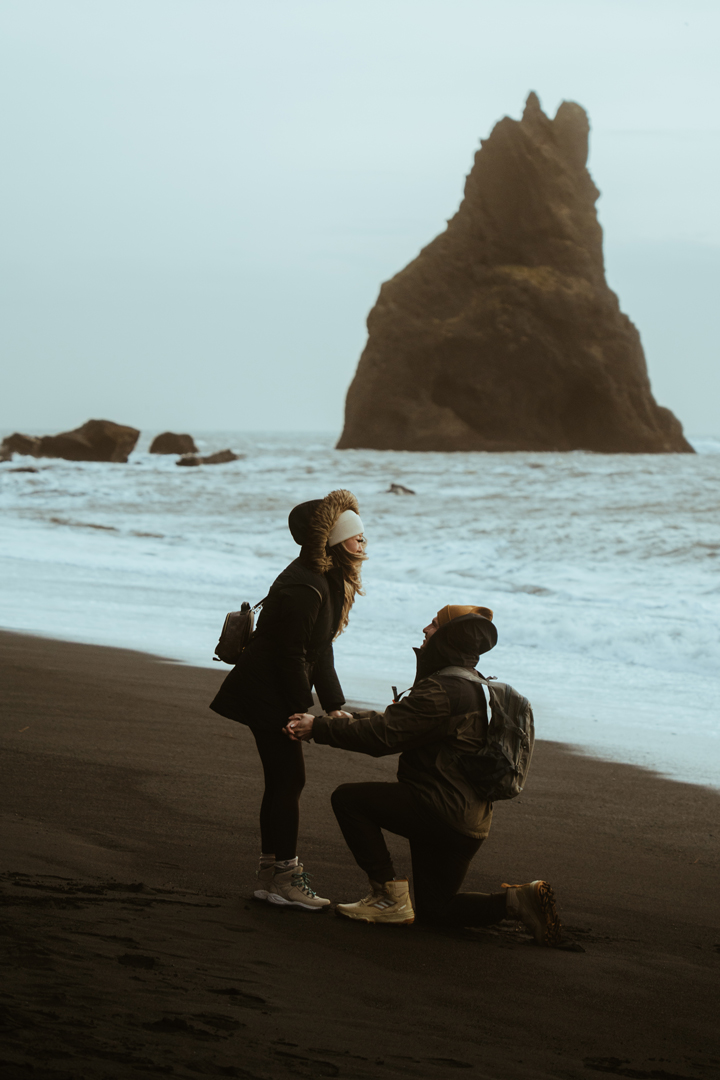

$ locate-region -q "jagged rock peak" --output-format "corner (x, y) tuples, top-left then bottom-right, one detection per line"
(523, 92), (588, 165)
(337, 95), (691, 454)
(522, 90), (543, 121)
(553, 99), (590, 167)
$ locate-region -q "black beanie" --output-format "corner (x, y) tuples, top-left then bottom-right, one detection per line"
(288, 500), (322, 545)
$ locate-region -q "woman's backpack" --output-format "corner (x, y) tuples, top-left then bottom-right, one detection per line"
(437, 666), (535, 801)
(213, 598), (266, 665)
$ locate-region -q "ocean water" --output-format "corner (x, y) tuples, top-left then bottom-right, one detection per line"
(2, 431), (719, 789)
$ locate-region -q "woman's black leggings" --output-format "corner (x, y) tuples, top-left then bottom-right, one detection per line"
(252, 727), (306, 860)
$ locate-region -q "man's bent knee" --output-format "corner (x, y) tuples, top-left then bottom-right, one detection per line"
(331, 783), (357, 812)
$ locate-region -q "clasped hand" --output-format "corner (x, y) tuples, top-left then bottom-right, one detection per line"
(284, 708), (352, 741)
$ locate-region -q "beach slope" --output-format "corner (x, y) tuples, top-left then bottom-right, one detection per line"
(1, 630), (718, 1079)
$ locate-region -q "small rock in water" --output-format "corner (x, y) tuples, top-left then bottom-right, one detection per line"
(149, 431), (198, 455)
(10, 467), (39, 473)
(176, 449), (240, 467)
(387, 483), (416, 495)
(201, 449), (241, 465)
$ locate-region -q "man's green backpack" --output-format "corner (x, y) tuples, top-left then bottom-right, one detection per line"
(437, 666), (535, 802)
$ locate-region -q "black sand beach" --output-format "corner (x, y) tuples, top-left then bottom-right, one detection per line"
(1, 629), (719, 1079)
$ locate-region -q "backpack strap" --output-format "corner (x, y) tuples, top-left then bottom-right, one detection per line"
(435, 666), (492, 720)
(434, 665), (482, 682)
(391, 666), (494, 708)
(257, 582), (322, 613)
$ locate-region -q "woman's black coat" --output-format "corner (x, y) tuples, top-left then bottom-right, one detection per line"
(209, 557), (346, 730)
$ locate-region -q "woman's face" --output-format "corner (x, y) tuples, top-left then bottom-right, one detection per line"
(342, 534), (365, 555)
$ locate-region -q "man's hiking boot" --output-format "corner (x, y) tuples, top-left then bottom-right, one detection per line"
(253, 860), (275, 901)
(504, 880), (562, 946)
(336, 879), (415, 925)
(267, 864), (330, 911)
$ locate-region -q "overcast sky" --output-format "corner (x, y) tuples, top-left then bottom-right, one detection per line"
(1, 0), (718, 438)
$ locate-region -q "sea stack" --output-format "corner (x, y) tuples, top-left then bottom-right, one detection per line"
(337, 94), (692, 453)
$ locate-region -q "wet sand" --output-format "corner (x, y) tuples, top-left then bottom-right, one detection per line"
(1, 628), (719, 1080)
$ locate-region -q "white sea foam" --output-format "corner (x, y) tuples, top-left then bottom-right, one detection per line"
(1, 431), (719, 789)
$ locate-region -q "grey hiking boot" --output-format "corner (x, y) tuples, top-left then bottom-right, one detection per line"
(336, 879), (415, 925)
(504, 880), (562, 946)
(267, 864), (330, 911)
(253, 859), (275, 901)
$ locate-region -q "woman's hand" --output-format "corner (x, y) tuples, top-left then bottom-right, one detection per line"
(284, 713), (315, 741)
(284, 708), (352, 741)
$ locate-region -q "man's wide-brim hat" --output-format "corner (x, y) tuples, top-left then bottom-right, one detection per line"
(288, 490), (363, 572)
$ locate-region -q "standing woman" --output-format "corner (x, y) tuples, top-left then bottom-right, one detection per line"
(210, 489), (366, 911)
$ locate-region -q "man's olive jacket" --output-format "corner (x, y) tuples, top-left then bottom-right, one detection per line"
(312, 670), (493, 840)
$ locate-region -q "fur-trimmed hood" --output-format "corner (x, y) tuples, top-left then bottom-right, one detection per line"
(289, 489), (360, 575)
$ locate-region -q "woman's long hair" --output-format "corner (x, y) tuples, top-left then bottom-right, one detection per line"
(329, 540), (367, 638)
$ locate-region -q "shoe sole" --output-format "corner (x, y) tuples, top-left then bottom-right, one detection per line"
(504, 880), (562, 946)
(253, 889), (270, 901)
(535, 881), (562, 946)
(266, 893), (329, 912)
(336, 907), (415, 925)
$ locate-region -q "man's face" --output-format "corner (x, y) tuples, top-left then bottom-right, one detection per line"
(422, 616), (439, 648)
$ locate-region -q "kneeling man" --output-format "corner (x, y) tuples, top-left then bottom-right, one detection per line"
(285, 605), (561, 946)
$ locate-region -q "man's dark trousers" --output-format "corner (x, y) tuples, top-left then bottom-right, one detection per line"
(331, 781), (506, 927)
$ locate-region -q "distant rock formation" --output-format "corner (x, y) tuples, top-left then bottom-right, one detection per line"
(2, 420), (140, 462)
(1, 433), (41, 458)
(338, 93), (692, 453)
(176, 449), (240, 467)
(150, 432), (198, 455)
(41, 419), (140, 462)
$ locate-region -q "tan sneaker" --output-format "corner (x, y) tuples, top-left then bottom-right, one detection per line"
(253, 860), (275, 901)
(336, 879), (415, 925)
(267, 864), (330, 911)
(503, 880), (562, 946)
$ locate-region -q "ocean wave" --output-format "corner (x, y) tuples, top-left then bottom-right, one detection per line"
(1, 432), (719, 786)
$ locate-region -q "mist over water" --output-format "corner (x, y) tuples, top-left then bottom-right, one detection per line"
(2, 432), (719, 789)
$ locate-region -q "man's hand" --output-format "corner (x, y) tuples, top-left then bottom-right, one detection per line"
(284, 708), (353, 740)
(284, 713), (315, 741)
